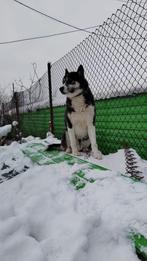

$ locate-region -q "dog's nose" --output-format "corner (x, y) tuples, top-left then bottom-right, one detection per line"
(60, 86), (64, 94)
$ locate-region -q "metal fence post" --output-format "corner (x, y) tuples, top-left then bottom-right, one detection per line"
(14, 91), (20, 124)
(0, 103), (4, 126)
(12, 82), (20, 124)
(47, 62), (54, 134)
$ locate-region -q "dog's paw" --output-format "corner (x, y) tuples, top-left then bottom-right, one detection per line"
(92, 150), (102, 160)
(72, 150), (81, 156)
(65, 147), (72, 153)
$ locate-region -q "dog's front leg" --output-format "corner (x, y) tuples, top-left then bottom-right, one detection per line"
(68, 128), (80, 156)
(88, 124), (102, 159)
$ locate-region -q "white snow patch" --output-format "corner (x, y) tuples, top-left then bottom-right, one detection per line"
(0, 137), (147, 261)
(0, 124), (12, 138)
(12, 121), (18, 127)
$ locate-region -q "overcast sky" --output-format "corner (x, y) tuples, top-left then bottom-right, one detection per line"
(0, 0), (122, 94)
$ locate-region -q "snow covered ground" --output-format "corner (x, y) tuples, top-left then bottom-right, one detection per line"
(0, 124), (12, 139)
(0, 137), (147, 261)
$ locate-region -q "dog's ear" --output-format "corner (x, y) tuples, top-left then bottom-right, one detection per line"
(77, 65), (84, 77)
(65, 69), (69, 75)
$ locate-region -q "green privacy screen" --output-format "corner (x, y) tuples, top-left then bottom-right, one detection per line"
(20, 93), (147, 159)
(53, 94), (147, 159)
(20, 109), (50, 139)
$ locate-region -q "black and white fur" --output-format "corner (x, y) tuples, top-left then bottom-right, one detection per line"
(60, 65), (102, 159)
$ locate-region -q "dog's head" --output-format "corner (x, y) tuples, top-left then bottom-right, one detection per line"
(60, 65), (85, 98)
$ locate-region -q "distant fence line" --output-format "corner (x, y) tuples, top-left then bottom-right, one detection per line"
(1, 71), (49, 115)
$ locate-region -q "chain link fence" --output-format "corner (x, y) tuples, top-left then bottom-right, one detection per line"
(0, 93), (17, 126)
(3, 0), (146, 110)
(51, 0), (146, 106)
(50, 0), (147, 158)
(1, 0), (147, 158)
(2, 72), (49, 116)
(17, 72), (49, 113)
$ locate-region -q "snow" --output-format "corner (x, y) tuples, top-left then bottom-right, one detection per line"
(0, 137), (147, 261)
(89, 149), (147, 183)
(12, 121), (18, 127)
(0, 124), (12, 138)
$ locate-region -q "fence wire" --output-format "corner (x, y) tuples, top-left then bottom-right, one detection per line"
(17, 72), (49, 113)
(51, 0), (146, 106)
(3, 0), (146, 111)
(2, 72), (49, 115)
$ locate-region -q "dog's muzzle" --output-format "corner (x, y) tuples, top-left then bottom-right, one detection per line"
(60, 86), (69, 94)
(60, 86), (65, 94)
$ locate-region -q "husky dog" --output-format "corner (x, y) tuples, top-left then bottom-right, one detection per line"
(59, 65), (102, 159)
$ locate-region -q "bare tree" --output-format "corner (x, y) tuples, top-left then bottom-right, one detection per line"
(0, 86), (10, 107)
(0, 86), (11, 126)
(15, 63), (42, 112)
